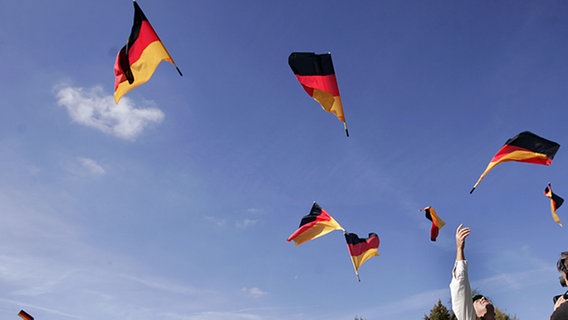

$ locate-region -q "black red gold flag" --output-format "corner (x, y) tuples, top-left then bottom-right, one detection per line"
(114, 1), (182, 103)
(421, 206), (446, 241)
(345, 232), (379, 281)
(545, 183), (564, 227)
(287, 202), (344, 246)
(470, 131), (560, 193)
(18, 310), (34, 320)
(288, 52), (349, 136)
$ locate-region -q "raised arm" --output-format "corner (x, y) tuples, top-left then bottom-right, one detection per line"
(456, 224), (471, 261)
(450, 224), (475, 320)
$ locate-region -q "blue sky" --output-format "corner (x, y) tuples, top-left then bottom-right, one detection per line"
(1, 1), (568, 319)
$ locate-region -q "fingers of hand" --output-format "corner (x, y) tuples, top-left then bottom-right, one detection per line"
(456, 227), (470, 239)
(555, 296), (567, 310)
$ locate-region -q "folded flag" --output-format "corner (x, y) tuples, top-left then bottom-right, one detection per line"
(114, 0), (182, 103)
(470, 131), (560, 193)
(345, 232), (380, 281)
(287, 202), (344, 246)
(18, 310), (34, 320)
(545, 183), (564, 227)
(288, 52), (349, 136)
(421, 206), (446, 241)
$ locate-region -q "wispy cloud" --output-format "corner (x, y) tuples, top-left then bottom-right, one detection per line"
(181, 310), (266, 320)
(55, 85), (164, 141)
(205, 217), (258, 229)
(64, 157), (106, 178)
(355, 287), (450, 319)
(475, 265), (553, 292)
(0, 298), (80, 319)
(245, 208), (264, 214)
(240, 287), (268, 298)
(78, 157), (105, 176)
(204, 216), (227, 227)
(236, 218), (257, 229)
(119, 273), (206, 296)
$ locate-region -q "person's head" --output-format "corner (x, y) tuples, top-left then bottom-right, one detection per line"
(472, 294), (494, 318)
(557, 252), (568, 287)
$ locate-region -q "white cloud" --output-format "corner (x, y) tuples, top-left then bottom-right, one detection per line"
(205, 217), (257, 229)
(119, 273), (205, 296)
(240, 287), (268, 298)
(245, 208), (263, 214)
(62, 156), (106, 179)
(475, 265), (553, 292)
(55, 85), (165, 141)
(204, 216), (227, 227)
(183, 311), (264, 320)
(235, 218), (257, 229)
(352, 287), (450, 319)
(78, 157), (106, 177)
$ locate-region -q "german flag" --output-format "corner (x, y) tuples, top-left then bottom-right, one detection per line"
(345, 232), (379, 281)
(287, 202), (344, 246)
(18, 310), (34, 320)
(114, 1), (182, 103)
(545, 183), (564, 227)
(288, 52), (349, 136)
(470, 131), (560, 193)
(421, 206), (445, 241)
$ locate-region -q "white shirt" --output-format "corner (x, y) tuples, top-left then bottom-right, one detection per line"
(450, 260), (476, 320)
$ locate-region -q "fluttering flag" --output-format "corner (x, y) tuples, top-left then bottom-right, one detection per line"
(345, 232), (380, 282)
(545, 183), (564, 227)
(421, 206), (446, 241)
(114, 0), (182, 103)
(470, 131), (560, 193)
(18, 310), (34, 320)
(288, 52), (349, 136)
(287, 202), (344, 246)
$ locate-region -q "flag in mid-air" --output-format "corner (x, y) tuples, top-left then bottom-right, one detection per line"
(288, 52), (349, 136)
(421, 206), (446, 241)
(470, 131), (560, 193)
(344, 232), (379, 281)
(18, 310), (34, 320)
(545, 183), (564, 227)
(287, 202), (344, 246)
(114, 1), (182, 103)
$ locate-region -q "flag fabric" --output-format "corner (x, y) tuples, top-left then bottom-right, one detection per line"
(545, 183), (564, 227)
(288, 52), (349, 136)
(345, 232), (380, 281)
(18, 310), (34, 320)
(114, 1), (182, 103)
(421, 206), (446, 241)
(287, 202), (344, 246)
(470, 131), (560, 193)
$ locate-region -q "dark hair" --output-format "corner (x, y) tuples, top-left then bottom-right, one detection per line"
(557, 252), (568, 287)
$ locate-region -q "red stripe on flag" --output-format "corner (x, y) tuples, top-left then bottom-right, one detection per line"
(490, 145), (553, 165)
(295, 74), (340, 96)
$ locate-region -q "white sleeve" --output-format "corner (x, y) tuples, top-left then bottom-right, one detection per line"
(450, 260), (476, 320)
